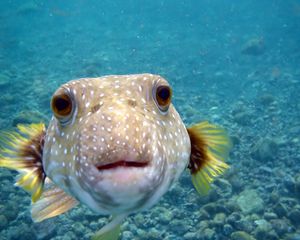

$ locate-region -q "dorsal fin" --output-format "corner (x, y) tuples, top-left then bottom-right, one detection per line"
(0, 123), (46, 202)
(187, 121), (231, 195)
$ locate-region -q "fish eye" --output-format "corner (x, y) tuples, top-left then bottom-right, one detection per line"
(154, 85), (172, 113)
(51, 92), (74, 124)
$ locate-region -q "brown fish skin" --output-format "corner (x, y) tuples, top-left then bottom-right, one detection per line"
(42, 74), (190, 215)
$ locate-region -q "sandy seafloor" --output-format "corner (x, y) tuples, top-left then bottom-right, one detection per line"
(0, 0), (300, 239)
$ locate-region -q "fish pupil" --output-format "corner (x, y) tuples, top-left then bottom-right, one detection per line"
(155, 85), (172, 112)
(55, 98), (70, 112)
(157, 87), (170, 101)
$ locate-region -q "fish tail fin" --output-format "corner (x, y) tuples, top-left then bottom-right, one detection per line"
(0, 123), (47, 202)
(92, 214), (126, 240)
(187, 121), (231, 195)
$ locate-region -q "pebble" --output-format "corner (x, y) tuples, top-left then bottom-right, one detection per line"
(288, 209), (300, 226)
(183, 231), (197, 240)
(122, 230), (134, 239)
(263, 212), (278, 220)
(233, 111), (253, 126)
(202, 228), (216, 240)
(251, 138), (279, 162)
(211, 178), (233, 198)
(213, 213), (226, 227)
(0, 214), (8, 230)
(231, 231), (256, 240)
(294, 174), (300, 198)
(241, 37), (265, 56)
(236, 189), (264, 214)
(12, 110), (48, 126)
(270, 219), (294, 236)
(285, 233), (300, 240)
(273, 202), (288, 217)
(0, 20), (299, 240)
(223, 224), (234, 236)
(0, 72), (10, 88)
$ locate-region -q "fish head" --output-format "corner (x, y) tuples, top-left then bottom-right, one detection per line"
(43, 74), (190, 215)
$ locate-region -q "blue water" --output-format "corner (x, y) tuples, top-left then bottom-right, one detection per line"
(0, 0), (300, 239)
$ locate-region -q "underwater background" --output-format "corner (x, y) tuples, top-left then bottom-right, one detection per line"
(0, 0), (300, 239)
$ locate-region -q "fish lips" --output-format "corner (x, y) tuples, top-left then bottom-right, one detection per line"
(95, 160), (149, 171)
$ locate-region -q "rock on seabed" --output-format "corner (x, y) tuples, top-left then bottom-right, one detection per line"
(236, 189), (264, 214)
(231, 231), (256, 240)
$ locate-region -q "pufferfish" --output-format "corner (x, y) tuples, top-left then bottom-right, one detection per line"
(0, 74), (230, 239)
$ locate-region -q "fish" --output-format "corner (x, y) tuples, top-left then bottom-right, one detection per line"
(0, 74), (231, 239)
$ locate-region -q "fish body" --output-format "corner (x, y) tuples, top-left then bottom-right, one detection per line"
(44, 74), (190, 215)
(0, 74), (231, 239)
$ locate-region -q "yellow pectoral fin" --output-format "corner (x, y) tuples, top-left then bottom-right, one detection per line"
(187, 121), (231, 195)
(92, 214), (126, 240)
(0, 123), (47, 202)
(31, 184), (78, 222)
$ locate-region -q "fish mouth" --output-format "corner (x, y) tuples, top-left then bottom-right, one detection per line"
(95, 160), (149, 171)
